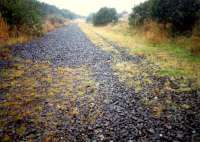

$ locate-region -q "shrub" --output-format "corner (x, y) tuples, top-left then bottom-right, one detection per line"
(129, 0), (154, 26)
(93, 7), (118, 26)
(0, 0), (43, 36)
(152, 0), (200, 34)
(129, 0), (200, 34)
(0, 0), (79, 36)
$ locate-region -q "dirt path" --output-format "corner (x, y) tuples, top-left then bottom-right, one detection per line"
(0, 24), (200, 141)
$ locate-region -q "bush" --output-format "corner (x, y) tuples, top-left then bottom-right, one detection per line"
(129, 0), (154, 26)
(0, 0), (79, 36)
(92, 7), (118, 26)
(129, 0), (200, 34)
(152, 0), (200, 34)
(0, 0), (43, 36)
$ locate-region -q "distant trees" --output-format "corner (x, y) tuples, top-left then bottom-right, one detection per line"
(86, 13), (95, 23)
(40, 3), (79, 20)
(129, 0), (200, 34)
(88, 7), (118, 26)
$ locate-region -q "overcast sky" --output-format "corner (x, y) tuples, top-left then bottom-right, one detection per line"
(38, 0), (146, 16)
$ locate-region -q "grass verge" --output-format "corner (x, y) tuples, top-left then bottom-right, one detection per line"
(79, 22), (200, 87)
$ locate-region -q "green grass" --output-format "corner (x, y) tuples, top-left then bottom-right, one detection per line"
(159, 68), (185, 77)
(79, 22), (200, 86)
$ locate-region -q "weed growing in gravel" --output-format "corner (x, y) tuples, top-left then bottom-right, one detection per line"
(112, 59), (198, 117)
(0, 56), (102, 140)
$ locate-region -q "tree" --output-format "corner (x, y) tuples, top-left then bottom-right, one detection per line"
(40, 3), (79, 20)
(129, 0), (154, 26)
(93, 7), (118, 26)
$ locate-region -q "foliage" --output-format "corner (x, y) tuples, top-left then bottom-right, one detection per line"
(0, 0), (79, 36)
(92, 7), (118, 26)
(129, 0), (154, 26)
(152, 0), (200, 33)
(0, 0), (43, 35)
(129, 0), (200, 34)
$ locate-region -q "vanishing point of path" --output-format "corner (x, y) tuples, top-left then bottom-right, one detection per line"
(0, 24), (200, 141)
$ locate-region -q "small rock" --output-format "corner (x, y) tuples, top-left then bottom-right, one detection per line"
(148, 128), (155, 134)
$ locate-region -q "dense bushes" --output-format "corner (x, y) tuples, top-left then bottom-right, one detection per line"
(0, 0), (78, 36)
(0, 0), (43, 35)
(129, 0), (200, 34)
(152, 0), (200, 33)
(90, 7), (118, 26)
(129, 0), (154, 26)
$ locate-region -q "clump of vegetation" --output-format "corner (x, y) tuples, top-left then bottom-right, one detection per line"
(129, 0), (154, 26)
(129, 0), (200, 35)
(88, 7), (118, 26)
(0, 0), (79, 45)
(0, 16), (9, 40)
(0, 0), (43, 36)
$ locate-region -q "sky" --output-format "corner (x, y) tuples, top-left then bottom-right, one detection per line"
(38, 0), (146, 16)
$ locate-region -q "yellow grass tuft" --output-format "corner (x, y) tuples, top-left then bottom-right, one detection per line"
(191, 35), (200, 55)
(43, 17), (70, 33)
(0, 17), (9, 41)
(143, 20), (169, 43)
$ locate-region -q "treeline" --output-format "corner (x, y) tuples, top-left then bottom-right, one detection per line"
(129, 0), (200, 35)
(41, 3), (79, 20)
(0, 0), (79, 36)
(87, 7), (118, 26)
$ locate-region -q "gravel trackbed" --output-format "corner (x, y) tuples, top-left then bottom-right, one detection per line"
(0, 24), (200, 142)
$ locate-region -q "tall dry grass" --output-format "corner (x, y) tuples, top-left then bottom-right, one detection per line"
(43, 16), (69, 33)
(0, 17), (9, 41)
(191, 24), (200, 55)
(0, 17), (30, 47)
(142, 20), (170, 43)
(0, 15), (70, 48)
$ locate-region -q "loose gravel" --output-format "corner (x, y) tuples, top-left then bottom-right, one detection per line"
(1, 24), (200, 142)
